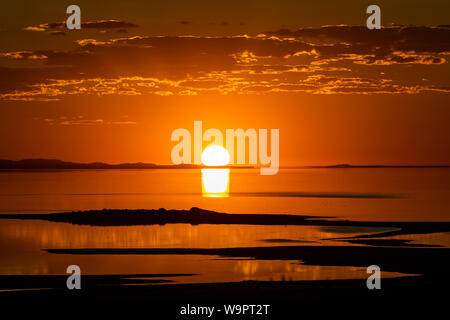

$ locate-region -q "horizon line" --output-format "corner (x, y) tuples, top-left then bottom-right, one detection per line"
(1, 158), (450, 169)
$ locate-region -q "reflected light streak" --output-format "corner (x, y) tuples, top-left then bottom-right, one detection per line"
(201, 168), (230, 197)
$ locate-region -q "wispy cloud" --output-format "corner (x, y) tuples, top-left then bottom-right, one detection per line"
(23, 19), (139, 35)
(37, 116), (136, 126)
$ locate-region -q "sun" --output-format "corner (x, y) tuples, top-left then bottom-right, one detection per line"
(201, 145), (230, 166)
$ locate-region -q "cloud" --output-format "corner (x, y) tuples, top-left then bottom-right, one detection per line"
(24, 19), (139, 34)
(340, 52), (446, 65)
(2, 25), (449, 100)
(267, 25), (450, 53)
(37, 116), (136, 126)
(23, 26), (46, 32)
(48, 30), (66, 36)
(0, 51), (48, 60)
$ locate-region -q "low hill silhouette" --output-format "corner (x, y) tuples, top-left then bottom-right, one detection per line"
(0, 159), (192, 170)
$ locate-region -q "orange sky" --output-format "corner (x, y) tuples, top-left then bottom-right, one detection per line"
(0, 0), (449, 165)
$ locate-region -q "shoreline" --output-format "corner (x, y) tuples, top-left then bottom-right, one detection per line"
(1, 207), (449, 239)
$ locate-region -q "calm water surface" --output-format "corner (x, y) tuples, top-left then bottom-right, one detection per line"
(1, 168), (449, 221)
(0, 168), (449, 284)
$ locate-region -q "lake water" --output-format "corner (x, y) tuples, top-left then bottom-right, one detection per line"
(1, 168), (449, 221)
(0, 168), (449, 284)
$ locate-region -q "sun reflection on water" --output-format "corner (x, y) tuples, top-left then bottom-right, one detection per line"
(201, 168), (230, 197)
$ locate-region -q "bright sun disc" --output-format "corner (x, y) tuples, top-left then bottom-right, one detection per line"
(201, 146), (230, 166)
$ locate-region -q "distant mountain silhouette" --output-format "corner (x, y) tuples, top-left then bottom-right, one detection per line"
(311, 164), (450, 168)
(0, 159), (252, 170)
(288, 164), (450, 169)
(0, 159), (197, 170)
(0, 159), (447, 170)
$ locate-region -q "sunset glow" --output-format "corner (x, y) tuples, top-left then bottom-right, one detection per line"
(0, 0), (449, 315)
